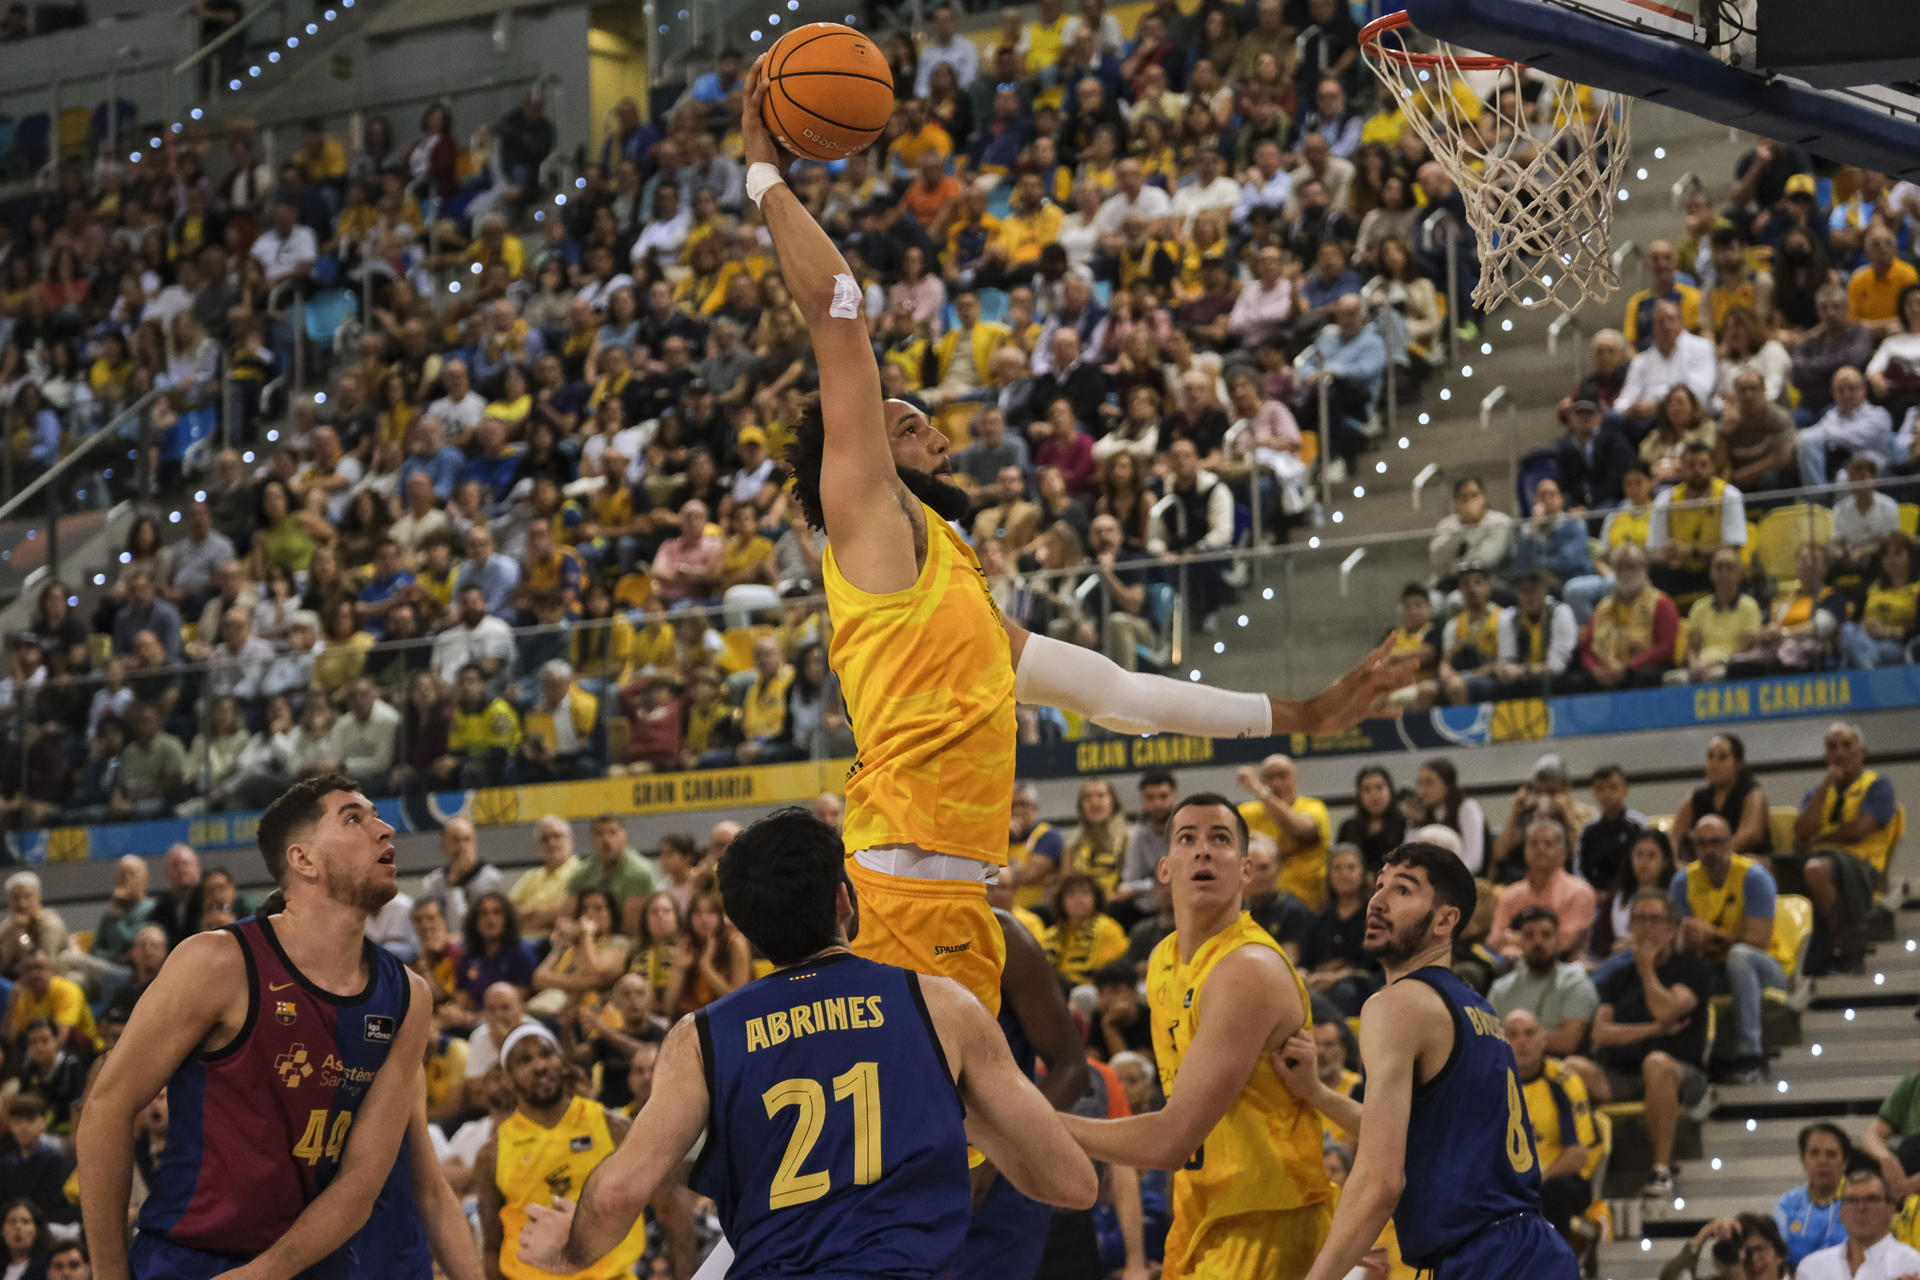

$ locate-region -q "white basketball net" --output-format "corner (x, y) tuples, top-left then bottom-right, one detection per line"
(1361, 19), (1633, 313)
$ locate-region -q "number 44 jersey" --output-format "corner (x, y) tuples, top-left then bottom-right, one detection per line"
(690, 953), (971, 1280)
(138, 916), (413, 1258)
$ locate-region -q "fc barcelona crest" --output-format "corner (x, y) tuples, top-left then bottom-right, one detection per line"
(275, 1000), (298, 1026)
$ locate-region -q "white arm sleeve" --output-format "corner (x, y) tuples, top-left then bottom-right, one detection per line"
(1013, 632), (1274, 739)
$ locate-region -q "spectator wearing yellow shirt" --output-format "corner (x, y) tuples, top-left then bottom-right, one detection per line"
(1236, 754), (1332, 909)
(717, 503), (776, 592)
(623, 597), (676, 679)
(295, 118), (348, 186)
(1063, 778), (1132, 898)
(327, 179), (380, 259)
(6, 949), (98, 1052)
(731, 636), (795, 765)
(1043, 872), (1129, 985)
(1622, 240), (1704, 351)
(1849, 224), (1919, 338)
(681, 668), (739, 770)
(983, 172), (1065, 287)
(509, 816), (586, 936)
(517, 660), (602, 783)
(447, 661), (521, 786)
(466, 210), (525, 278)
(88, 333), (135, 407)
(1704, 229), (1772, 337)
(1684, 548), (1763, 683)
(884, 98), (954, 184)
(1017, 0), (1071, 80)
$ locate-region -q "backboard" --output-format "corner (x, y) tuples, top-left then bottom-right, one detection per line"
(1400, 0), (1920, 179)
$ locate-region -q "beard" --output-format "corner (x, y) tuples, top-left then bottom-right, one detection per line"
(524, 1076), (566, 1109)
(1364, 908), (1435, 968)
(322, 861), (399, 915)
(898, 465), (973, 524)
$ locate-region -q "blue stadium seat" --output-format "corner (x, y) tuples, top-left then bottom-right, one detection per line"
(1514, 445), (1559, 515)
(303, 289), (358, 348)
(977, 288), (1010, 325)
(12, 113), (48, 172)
(162, 408), (218, 465)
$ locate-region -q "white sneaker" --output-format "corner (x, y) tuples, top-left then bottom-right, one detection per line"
(1324, 458), (1349, 485)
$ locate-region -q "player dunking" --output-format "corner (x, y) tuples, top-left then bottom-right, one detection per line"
(737, 66), (1408, 1018)
(1285, 841), (1580, 1280)
(1058, 794), (1333, 1280)
(77, 774), (434, 1280)
(514, 808), (1097, 1278)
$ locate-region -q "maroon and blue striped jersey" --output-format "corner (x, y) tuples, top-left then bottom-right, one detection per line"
(136, 915), (412, 1260)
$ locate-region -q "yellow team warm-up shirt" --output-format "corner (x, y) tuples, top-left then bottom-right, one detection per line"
(1239, 797), (1332, 910)
(1149, 913), (1332, 1278)
(494, 1097), (646, 1280)
(824, 501), (1017, 864)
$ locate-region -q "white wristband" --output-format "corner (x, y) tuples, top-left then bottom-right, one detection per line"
(746, 162), (785, 207)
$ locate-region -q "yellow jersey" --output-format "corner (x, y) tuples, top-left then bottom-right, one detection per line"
(1238, 796), (1332, 910)
(1009, 820), (1063, 911)
(1519, 1058), (1603, 1181)
(1148, 913), (1330, 1277)
(1045, 914), (1130, 985)
(825, 502), (1016, 864)
(494, 1097), (646, 1280)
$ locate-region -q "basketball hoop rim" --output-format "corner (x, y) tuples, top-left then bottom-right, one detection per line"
(1358, 10), (1526, 72)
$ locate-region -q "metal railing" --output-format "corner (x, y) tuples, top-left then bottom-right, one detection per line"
(0, 389), (164, 587)
(1479, 384), (1518, 503)
(6, 468), (1902, 832)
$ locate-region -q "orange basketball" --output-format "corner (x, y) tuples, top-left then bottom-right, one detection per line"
(759, 22), (895, 161)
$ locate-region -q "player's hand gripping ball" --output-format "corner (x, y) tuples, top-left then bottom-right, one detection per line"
(756, 22), (896, 161)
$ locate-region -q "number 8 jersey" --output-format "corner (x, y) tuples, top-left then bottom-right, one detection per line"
(690, 953), (971, 1280)
(1392, 965), (1548, 1269)
(137, 916), (413, 1262)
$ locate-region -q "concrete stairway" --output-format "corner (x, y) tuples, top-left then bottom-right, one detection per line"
(1591, 909), (1920, 1280)
(1193, 99), (1744, 697)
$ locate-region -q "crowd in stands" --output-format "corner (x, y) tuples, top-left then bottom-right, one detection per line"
(1402, 157), (1920, 703)
(0, 0), (1912, 839)
(0, 714), (1901, 1275)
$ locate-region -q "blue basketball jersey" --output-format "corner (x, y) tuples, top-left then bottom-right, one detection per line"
(1393, 966), (1548, 1269)
(689, 953), (971, 1280)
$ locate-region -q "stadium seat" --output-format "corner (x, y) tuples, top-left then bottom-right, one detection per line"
(612, 572), (653, 609)
(161, 407), (218, 466)
(717, 625), (775, 675)
(1767, 806), (1798, 853)
(976, 288), (1010, 325)
(302, 289), (358, 350)
(606, 716), (630, 767)
(1902, 503), (1919, 536)
(11, 112), (48, 173)
(55, 105), (89, 160)
(1753, 504), (1835, 585)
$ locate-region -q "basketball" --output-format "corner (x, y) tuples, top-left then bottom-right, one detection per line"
(759, 22), (894, 161)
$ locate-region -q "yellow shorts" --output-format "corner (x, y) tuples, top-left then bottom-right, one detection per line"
(1165, 1202), (1333, 1280)
(845, 859), (1006, 1015)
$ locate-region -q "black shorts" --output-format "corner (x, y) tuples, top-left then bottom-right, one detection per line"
(1772, 847), (1878, 923)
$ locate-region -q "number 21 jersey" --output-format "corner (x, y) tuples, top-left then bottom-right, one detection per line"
(137, 916), (413, 1258)
(690, 953), (970, 1280)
